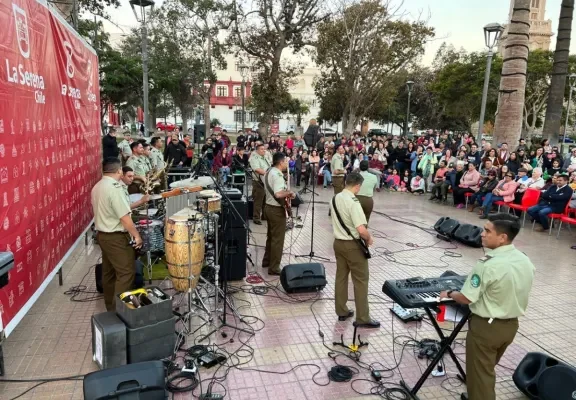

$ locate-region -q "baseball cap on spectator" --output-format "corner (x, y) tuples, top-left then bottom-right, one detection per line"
(518, 167), (528, 173)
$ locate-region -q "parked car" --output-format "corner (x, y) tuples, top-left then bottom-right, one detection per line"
(156, 122), (175, 132)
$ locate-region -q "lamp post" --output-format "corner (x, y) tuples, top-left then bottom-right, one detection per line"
(239, 63), (249, 134)
(405, 81), (414, 136)
(129, 0), (155, 137)
(563, 74), (576, 147)
(477, 22), (504, 144)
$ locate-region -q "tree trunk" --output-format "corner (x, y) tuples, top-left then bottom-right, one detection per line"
(542, 0), (574, 143)
(493, 0), (530, 146)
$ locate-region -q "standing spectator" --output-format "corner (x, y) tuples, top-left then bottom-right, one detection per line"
(102, 127), (120, 160)
(466, 144), (482, 167)
(418, 146), (438, 191)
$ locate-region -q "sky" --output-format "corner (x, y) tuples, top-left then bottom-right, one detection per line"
(96, 0), (573, 65)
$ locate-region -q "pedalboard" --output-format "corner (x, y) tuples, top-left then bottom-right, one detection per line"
(390, 304), (423, 323)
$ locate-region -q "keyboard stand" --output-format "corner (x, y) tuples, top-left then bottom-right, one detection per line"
(400, 307), (471, 399)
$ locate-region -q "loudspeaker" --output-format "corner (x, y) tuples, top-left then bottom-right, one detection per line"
(280, 263), (327, 293)
(453, 223), (483, 248)
(434, 217), (460, 237)
(219, 227), (247, 281)
(194, 124), (206, 143)
(83, 361), (166, 400)
(224, 197), (248, 228)
(513, 352), (576, 400)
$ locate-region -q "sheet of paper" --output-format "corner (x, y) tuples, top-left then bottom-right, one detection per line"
(444, 305), (466, 322)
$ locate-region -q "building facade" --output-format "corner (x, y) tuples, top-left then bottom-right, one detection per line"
(208, 55), (321, 133)
(498, 0), (553, 56)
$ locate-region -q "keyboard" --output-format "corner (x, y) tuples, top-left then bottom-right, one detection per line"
(382, 274), (467, 309)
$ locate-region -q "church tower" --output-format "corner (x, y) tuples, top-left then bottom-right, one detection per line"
(498, 0), (554, 56)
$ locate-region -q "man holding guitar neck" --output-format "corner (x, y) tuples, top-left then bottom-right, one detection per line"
(331, 172), (379, 328)
(263, 153), (296, 276)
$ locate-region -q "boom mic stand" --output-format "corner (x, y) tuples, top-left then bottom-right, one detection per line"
(195, 161), (252, 341)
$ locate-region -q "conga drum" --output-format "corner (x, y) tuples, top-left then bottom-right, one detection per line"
(164, 213), (205, 292)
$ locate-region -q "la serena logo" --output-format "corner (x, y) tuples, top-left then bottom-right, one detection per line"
(6, 3), (46, 104)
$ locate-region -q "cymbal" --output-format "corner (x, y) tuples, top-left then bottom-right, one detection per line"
(169, 176), (214, 189)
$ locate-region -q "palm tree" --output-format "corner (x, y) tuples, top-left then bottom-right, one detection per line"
(493, 0), (531, 146)
(542, 0), (575, 142)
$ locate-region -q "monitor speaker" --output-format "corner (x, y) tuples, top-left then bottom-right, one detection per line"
(433, 217), (460, 237)
(453, 223), (483, 248)
(280, 263), (327, 293)
(512, 352), (576, 400)
(83, 361), (166, 400)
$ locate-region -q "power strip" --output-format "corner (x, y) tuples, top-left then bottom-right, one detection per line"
(199, 394), (224, 400)
(390, 304), (422, 323)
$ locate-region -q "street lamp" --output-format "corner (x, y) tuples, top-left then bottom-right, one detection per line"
(477, 22), (504, 143)
(405, 80), (414, 136)
(129, 0), (155, 137)
(563, 73), (576, 146)
(239, 63), (249, 134)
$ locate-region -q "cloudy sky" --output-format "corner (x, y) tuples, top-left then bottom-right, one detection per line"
(96, 0), (573, 64)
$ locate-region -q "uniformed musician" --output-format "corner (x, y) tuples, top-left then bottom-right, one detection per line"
(150, 137), (166, 170)
(262, 152), (295, 275)
(121, 166), (150, 209)
(330, 172), (379, 328)
(249, 144), (270, 225)
(141, 141), (153, 171)
(126, 141), (150, 194)
(356, 160), (378, 222)
(118, 132), (133, 163)
(91, 158), (143, 311)
(331, 145), (347, 195)
(439, 213), (535, 400)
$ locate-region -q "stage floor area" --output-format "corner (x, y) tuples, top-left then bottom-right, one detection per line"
(1, 188), (575, 400)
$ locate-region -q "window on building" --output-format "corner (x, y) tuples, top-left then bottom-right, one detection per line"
(249, 111), (257, 122)
(216, 86), (227, 97)
(234, 110), (245, 122)
(531, 12), (537, 20)
(235, 86), (242, 98)
(531, 0), (539, 8)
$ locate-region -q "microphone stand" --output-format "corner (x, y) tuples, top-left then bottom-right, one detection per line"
(298, 162), (318, 196)
(295, 133), (330, 262)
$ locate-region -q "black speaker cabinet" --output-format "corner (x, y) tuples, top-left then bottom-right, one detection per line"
(512, 352), (576, 400)
(453, 223), (483, 248)
(219, 227), (247, 281)
(83, 360), (166, 400)
(280, 263), (327, 293)
(434, 217), (460, 237)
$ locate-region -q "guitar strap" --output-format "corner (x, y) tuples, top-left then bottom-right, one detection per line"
(264, 168), (285, 207)
(331, 197), (356, 240)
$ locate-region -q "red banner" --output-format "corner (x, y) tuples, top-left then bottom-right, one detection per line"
(0, 0), (101, 333)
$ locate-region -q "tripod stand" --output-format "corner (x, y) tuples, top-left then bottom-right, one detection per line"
(295, 161), (329, 262)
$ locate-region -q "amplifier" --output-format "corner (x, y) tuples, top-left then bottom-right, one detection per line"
(0, 252), (14, 289)
(280, 263), (327, 293)
(219, 227), (247, 281)
(91, 312), (126, 370)
(222, 197), (248, 228)
(83, 361), (166, 400)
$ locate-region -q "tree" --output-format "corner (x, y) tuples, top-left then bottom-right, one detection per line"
(229, 0), (329, 131)
(313, 0), (434, 134)
(286, 98), (310, 127)
(542, 0), (575, 142)
(492, 0), (530, 146)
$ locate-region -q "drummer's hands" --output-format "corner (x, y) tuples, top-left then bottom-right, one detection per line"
(141, 194), (150, 205)
(133, 235), (143, 249)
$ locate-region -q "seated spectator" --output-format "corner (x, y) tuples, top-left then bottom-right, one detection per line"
(429, 160), (448, 201)
(410, 174), (426, 194)
(511, 167), (545, 217)
(482, 148), (504, 169)
(453, 163), (481, 209)
(544, 159), (562, 180)
(401, 170), (411, 192)
(528, 173), (573, 232)
(320, 154), (332, 188)
(386, 168), (401, 191)
(467, 170), (498, 212)
(515, 167), (530, 184)
(478, 172), (519, 219)
(368, 155), (385, 187)
(479, 159), (498, 178)
(436, 163), (457, 204)
(563, 147), (576, 172)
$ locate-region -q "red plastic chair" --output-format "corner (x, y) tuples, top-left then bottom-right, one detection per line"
(494, 200), (512, 212)
(556, 207), (576, 238)
(464, 192), (473, 208)
(508, 189), (541, 227)
(533, 204), (570, 235)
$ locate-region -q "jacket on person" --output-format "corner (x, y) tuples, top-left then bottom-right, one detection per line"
(459, 170), (481, 191)
(102, 134), (119, 159)
(493, 179), (519, 202)
(478, 178), (498, 194)
(539, 184), (574, 213)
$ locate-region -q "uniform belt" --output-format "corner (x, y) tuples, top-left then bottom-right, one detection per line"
(98, 231), (128, 234)
(471, 314), (518, 322)
(334, 238), (356, 242)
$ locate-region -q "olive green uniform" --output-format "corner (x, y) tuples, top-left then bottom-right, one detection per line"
(91, 176), (136, 312)
(126, 155), (151, 194)
(460, 244), (535, 400)
(249, 153), (270, 223)
(357, 170), (378, 222)
(330, 189), (370, 323)
(118, 139), (132, 162)
(150, 147), (166, 170)
(331, 153), (345, 195)
(262, 167), (287, 274)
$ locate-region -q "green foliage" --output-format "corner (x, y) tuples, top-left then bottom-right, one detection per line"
(229, 0), (329, 126)
(313, 0), (434, 133)
(211, 118), (221, 126)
